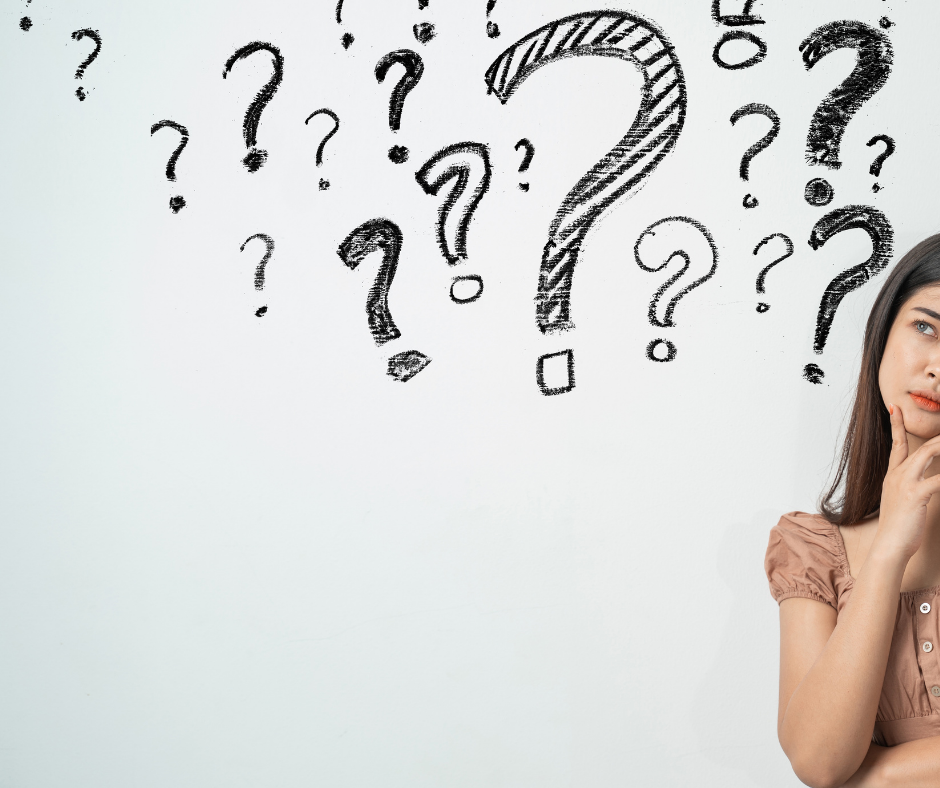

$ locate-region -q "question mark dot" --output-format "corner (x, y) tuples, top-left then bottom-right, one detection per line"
(341, 33), (355, 49)
(880, 17), (893, 29)
(75, 87), (87, 101)
(169, 196), (186, 213)
(743, 194), (759, 209)
(803, 363), (825, 385)
(486, 21), (500, 38)
(804, 178), (835, 207)
(757, 303), (770, 314)
(19, 17), (32, 31)
(518, 183), (530, 192)
(256, 306), (268, 318)
(413, 23), (436, 44)
(242, 149), (268, 173)
(319, 179), (331, 191)
(873, 183), (883, 193)
(646, 339), (677, 363)
(389, 146), (410, 164)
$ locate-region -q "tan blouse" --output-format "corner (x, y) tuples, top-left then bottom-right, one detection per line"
(766, 512), (940, 746)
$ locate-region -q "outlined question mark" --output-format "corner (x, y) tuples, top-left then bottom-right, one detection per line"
(415, 142), (492, 305)
(486, 0), (500, 38)
(150, 120), (189, 214)
(634, 216), (719, 362)
(486, 10), (687, 395)
(803, 205), (893, 384)
(867, 134), (896, 191)
(305, 108), (340, 191)
(753, 233), (794, 313)
(514, 138), (534, 192)
(799, 20), (892, 203)
(729, 104), (780, 209)
(375, 50), (424, 164)
(71, 28), (102, 101)
(240, 233), (274, 318)
(337, 218), (431, 382)
(223, 42), (284, 173)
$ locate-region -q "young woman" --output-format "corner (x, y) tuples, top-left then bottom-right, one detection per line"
(766, 234), (940, 788)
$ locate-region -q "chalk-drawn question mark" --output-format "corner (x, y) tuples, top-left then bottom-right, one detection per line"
(514, 138), (535, 192)
(486, 10), (687, 394)
(305, 108), (340, 190)
(20, 1), (32, 31)
(486, 0), (500, 38)
(867, 134), (896, 192)
(634, 217), (719, 362)
(753, 233), (794, 313)
(150, 120), (189, 214)
(730, 104), (780, 210)
(71, 29), (102, 101)
(337, 219), (431, 382)
(223, 42), (284, 173)
(803, 205), (893, 384)
(375, 50), (424, 164)
(335, 0), (354, 49)
(240, 233), (274, 318)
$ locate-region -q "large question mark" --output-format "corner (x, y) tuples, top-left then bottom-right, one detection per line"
(71, 29), (102, 101)
(486, 10), (687, 394)
(150, 120), (189, 214)
(375, 50), (424, 165)
(223, 42), (284, 173)
(803, 205), (893, 384)
(240, 233), (274, 318)
(634, 217), (719, 362)
(800, 20), (892, 184)
(337, 219), (431, 382)
(753, 233), (794, 313)
(729, 104), (780, 209)
(867, 134), (896, 192)
(305, 108), (340, 191)
(514, 138), (534, 192)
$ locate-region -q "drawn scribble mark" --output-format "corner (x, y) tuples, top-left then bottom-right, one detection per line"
(150, 120), (190, 213)
(375, 50), (424, 164)
(223, 42), (284, 173)
(729, 104), (780, 207)
(388, 351), (431, 382)
(241, 233), (275, 316)
(634, 217), (719, 361)
(537, 349), (574, 396)
(515, 138), (535, 191)
(867, 134), (895, 191)
(413, 23), (436, 44)
(805, 178), (835, 207)
(416, 142), (492, 267)
(486, 0), (500, 38)
(451, 275), (484, 304)
(753, 233), (794, 313)
(805, 205), (893, 383)
(305, 109), (340, 167)
(486, 10), (687, 338)
(71, 29), (102, 101)
(800, 21), (893, 170)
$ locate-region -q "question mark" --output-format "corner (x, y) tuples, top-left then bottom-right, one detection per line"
(71, 29), (102, 101)
(337, 218), (431, 382)
(375, 50), (424, 165)
(223, 42), (284, 173)
(730, 104), (780, 209)
(150, 120), (189, 214)
(20, 0), (32, 31)
(753, 233), (794, 313)
(800, 21), (892, 172)
(486, 10), (687, 394)
(335, 0), (354, 49)
(240, 233), (274, 317)
(514, 138), (534, 192)
(305, 108), (340, 190)
(803, 205), (893, 384)
(634, 217), (719, 362)
(867, 134), (896, 192)
(486, 0), (500, 38)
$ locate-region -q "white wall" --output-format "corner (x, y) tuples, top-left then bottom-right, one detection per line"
(0, 0), (932, 785)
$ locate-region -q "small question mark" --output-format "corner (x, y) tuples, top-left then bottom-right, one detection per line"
(223, 42), (284, 173)
(486, 0), (500, 38)
(375, 50), (424, 164)
(729, 104), (780, 209)
(337, 218), (431, 382)
(416, 142), (492, 304)
(305, 108), (340, 191)
(335, 0), (354, 49)
(867, 134), (896, 192)
(514, 138), (535, 192)
(634, 217), (719, 362)
(753, 233), (794, 313)
(486, 10), (687, 394)
(240, 234), (274, 317)
(71, 29), (102, 101)
(150, 120), (189, 214)
(803, 205), (893, 384)
(20, 0), (32, 31)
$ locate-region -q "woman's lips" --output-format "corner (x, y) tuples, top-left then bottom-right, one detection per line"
(910, 392), (940, 412)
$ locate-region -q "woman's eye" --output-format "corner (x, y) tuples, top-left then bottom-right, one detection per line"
(916, 321), (937, 336)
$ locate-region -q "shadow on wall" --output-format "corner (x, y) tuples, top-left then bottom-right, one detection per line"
(693, 510), (800, 787)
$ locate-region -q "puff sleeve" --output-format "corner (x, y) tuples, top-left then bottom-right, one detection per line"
(764, 512), (847, 612)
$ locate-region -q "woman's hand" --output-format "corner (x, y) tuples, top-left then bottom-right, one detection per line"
(875, 405), (940, 561)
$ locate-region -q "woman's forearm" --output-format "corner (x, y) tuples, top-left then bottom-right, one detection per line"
(781, 543), (906, 788)
(842, 736), (940, 788)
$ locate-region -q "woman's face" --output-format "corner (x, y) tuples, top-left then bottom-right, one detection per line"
(880, 284), (940, 440)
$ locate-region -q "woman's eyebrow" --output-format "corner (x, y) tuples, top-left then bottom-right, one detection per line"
(913, 307), (940, 321)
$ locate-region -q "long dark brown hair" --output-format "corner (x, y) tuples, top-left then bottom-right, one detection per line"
(821, 234), (940, 525)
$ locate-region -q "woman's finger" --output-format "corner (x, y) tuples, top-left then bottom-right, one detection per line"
(887, 404), (909, 471)
(904, 433), (940, 479)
